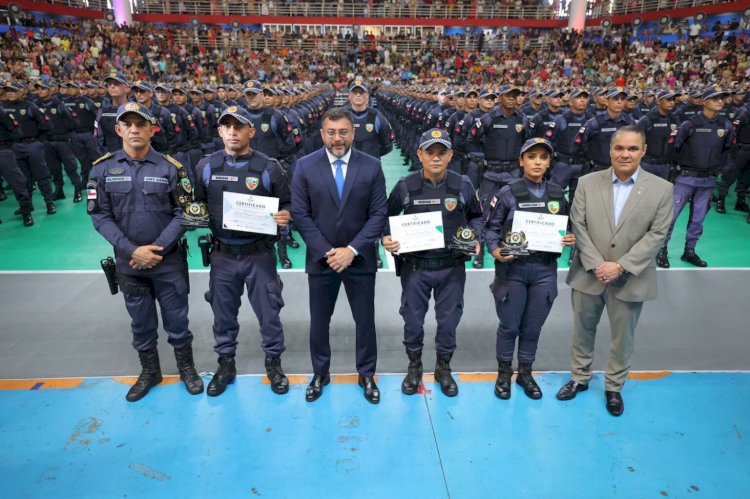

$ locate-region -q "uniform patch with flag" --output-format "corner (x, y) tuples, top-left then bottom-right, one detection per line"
(87, 188), (97, 200)
(444, 198), (458, 211)
(246, 176), (259, 190)
(365, 124), (374, 133)
(515, 124), (523, 133)
(261, 124), (270, 132)
(547, 201), (560, 214)
(181, 178), (192, 193)
(718, 129), (725, 138)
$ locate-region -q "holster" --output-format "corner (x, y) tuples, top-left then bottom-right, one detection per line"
(100, 256), (119, 295)
(198, 233), (214, 267)
(393, 254), (404, 277)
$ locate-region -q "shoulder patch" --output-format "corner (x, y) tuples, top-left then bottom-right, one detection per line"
(92, 152), (113, 166)
(164, 154), (184, 169)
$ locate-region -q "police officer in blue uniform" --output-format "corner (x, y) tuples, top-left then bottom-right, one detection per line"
(636, 90), (682, 180)
(88, 102), (202, 401)
(717, 98), (750, 219)
(130, 81), (180, 162)
(0, 101), (35, 226)
(36, 81), (83, 202)
(659, 85), (734, 268)
(573, 87), (636, 174)
(192, 106), (292, 397)
(64, 82), (101, 184)
(382, 129), (483, 397)
(190, 88), (220, 156)
(550, 87), (590, 201)
(467, 85), (532, 269)
(94, 72), (132, 153)
(530, 89), (564, 140)
(171, 85), (204, 170)
(485, 138), (576, 400)
(3, 81), (57, 215)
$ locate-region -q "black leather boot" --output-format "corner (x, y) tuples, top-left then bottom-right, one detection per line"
(174, 346), (203, 395)
(53, 187), (66, 200)
(22, 212), (34, 227)
(46, 202), (56, 215)
(265, 356), (289, 394)
(494, 360), (513, 400)
(126, 348), (163, 402)
(401, 350), (423, 395)
(207, 356), (236, 397)
(735, 195), (750, 213)
(656, 247), (670, 268)
(277, 241), (292, 269)
(434, 353), (458, 397)
(681, 247), (707, 267)
(516, 362), (542, 399)
(716, 196), (726, 214)
(73, 187), (83, 203)
(472, 247), (484, 269)
(288, 232), (300, 249)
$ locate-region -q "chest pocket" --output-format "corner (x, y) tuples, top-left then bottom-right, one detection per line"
(143, 178), (172, 213)
(104, 176), (133, 212)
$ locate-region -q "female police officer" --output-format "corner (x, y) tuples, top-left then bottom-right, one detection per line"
(485, 138), (576, 400)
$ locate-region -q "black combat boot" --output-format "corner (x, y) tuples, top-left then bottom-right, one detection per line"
(265, 356), (289, 394)
(472, 247), (484, 269)
(656, 247), (670, 268)
(716, 196), (726, 214)
(735, 195), (750, 213)
(434, 353), (458, 397)
(174, 346), (203, 395)
(207, 356), (236, 397)
(53, 187), (66, 200)
(494, 360), (513, 400)
(22, 212), (34, 227)
(277, 241), (292, 269)
(401, 350), (423, 395)
(288, 232), (300, 249)
(46, 201), (56, 215)
(516, 362), (543, 399)
(126, 348), (163, 402)
(73, 187), (83, 203)
(681, 247), (707, 267)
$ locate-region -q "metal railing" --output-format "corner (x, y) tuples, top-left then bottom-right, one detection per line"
(604, 0), (723, 16)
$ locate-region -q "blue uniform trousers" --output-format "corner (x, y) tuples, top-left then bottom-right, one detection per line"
(308, 271), (377, 377)
(718, 147), (750, 197)
(399, 264), (465, 355)
(13, 141), (55, 203)
(70, 132), (101, 181)
(45, 140), (82, 190)
(550, 161), (584, 200)
(665, 180), (713, 249)
(491, 261), (558, 363)
(0, 148), (33, 213)
(122, 270), (192, 352)
(640, 161), (670, 181)
(205, 249), (286, 357)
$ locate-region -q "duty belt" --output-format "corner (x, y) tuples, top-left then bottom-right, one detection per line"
(46, 135), (70, 141)
(738, 143), (750, 150)
(643, 156), (668, 165)
(215, 239), (275, 256)
(484, 160), (518, 173)
(16, 137), (38, 143)
(555, 152), (574, 163)
(514, 252), (557, 265)
(589, 162), (610, 172)
(678, 167), (713, 178)
(404, 254), (464, 271)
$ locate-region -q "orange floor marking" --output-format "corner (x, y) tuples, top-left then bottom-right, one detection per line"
(261, 375), (309, 385)
(627, 371), (672, 380)
(112, 376), (181, 386)
(458, 373), (499, 382)
(332, 374), (378, 384)
(0, 378), (85, 390)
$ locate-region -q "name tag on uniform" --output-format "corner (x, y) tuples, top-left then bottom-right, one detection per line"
(101, 113), (118, 118)
(601, 127), (617, 132)
(211, 175), (239, 182)
(518, 202), (546, 208)
(696, 128), (711, 133)
(413, 199), (440, 205)
(493, 124), (508, 129)
(106, 176), (131, 183)
(569, 123), (582, 127)
(654, 123), (667, 127)
(352, 123), (361, 128)
(144, 177), (169, 184)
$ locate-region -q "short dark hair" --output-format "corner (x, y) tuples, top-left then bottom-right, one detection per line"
(322, 107), (353, 126)
(611, 125), (646, 148)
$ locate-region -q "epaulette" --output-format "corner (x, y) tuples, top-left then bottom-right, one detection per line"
(92, 152), (113, 166)
(164, 154), (184, 169)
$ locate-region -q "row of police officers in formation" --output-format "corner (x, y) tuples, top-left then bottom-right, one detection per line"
(377, 81), (749, 268)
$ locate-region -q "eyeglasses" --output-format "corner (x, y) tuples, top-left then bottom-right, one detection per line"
(324, 129), (351, 138)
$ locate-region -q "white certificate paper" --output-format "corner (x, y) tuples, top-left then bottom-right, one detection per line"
(222, 192), (279, 235)
(389, 211), (445, 253)
(511, 210), (569, 253)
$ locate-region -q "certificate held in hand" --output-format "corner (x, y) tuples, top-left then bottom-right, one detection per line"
(389, 211), (445, 253)
(511, 210), (569, 253)
(222, 192), (279, 235)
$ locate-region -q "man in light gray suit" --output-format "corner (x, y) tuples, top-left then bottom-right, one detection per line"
(556, 126), (674, 416)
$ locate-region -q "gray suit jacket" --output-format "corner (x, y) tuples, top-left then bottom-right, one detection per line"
(566, 167), (674, 302)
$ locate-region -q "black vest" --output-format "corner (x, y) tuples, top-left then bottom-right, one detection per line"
(351, 109), (380, 158)
(205, 150), (276, 242)
(401, 170), (466, 258)
(504, 179), (566, 257)
(484, 111), (527, 161)
(555, 110), (586, 156)
(249, 108), (282, 158)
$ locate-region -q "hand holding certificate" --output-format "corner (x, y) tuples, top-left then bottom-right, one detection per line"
(388, 211), (445, 253)
(511, 210), (569, 253)
(222, 192), (280, 235)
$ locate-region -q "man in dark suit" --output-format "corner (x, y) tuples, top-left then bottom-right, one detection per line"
(291, 108), (387, 404)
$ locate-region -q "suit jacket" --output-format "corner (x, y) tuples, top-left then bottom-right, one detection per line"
(566, 167), (674, 302)
(291, 147), (387, 274)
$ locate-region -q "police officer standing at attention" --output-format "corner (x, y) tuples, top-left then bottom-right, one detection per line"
(658, 85), (734, 268)
(36, 81), (83, 202)
(0, 100), (35, 226)
(171, 85), (204, 170)
(717, 96), (750, 219)
(154, 84), (193, 173)
(485, 138), (576, 400)
(636, 90), (682, 180)
(467, 85), (532, 269)
(130, 81), (179, 160)
(573, 87), (635, 175)
(88, 102), (202, 401)
(64, 82), (101, 184)
(94, 72), (131, 153)
(550, 88), (590, 202)
(3, 81), (57, 216)
(382, 129), (483, 397)
(191, 106), (292, 397)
